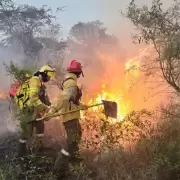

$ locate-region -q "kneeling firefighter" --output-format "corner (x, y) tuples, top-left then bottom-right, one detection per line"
(15, 65), (55, 162)
(44, 60), (88, 174)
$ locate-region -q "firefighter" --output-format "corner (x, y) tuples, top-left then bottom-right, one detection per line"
(16, 65), (55, 166)
(44, 60), (88, 175)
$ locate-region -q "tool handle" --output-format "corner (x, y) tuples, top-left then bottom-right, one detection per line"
(28, 103), (104, 123)
(53, 103), (103, 116)
(87, 103), (103, 108)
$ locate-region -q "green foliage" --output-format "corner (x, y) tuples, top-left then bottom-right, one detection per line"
(68, 20), (119, 80)
(69, 20), (117, 46)
(2, 105), (180, 180)
(4, 61), (32, 81)
(52, 57), (65, 89)
(125, 0), (180, 93)
(0, 0), (63, 62)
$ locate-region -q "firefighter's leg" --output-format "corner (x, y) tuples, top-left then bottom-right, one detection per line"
(53, 149), (70, 177)
(64, 119), (82, 158)
(53, 120), (76, 174)
(16, 119), (33, 173)
(34, 120), (45, 153)
(53, 119), (82, 175)
(18, 112), (34, 157)
(53, 119), (82, 174)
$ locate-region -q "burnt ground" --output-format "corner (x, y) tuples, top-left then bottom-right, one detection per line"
(0, 99), (18, 159)
(0, 100), (58, 179)
(0, 100), (98, 180)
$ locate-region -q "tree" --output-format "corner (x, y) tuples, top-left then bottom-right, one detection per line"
(0, 0), (67, 89)
(69, 20), (117, 46)
(66, 20), (121, 91)
(4, 61), (32, 82)
(125, 0), (180, 94)
(0, 0), (63, 64)
(67, 20), (118, 65)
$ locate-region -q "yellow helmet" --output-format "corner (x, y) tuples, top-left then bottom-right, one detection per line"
(39, 65), (55, 79)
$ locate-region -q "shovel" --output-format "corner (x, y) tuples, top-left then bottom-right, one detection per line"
(28, 100), (117, 124)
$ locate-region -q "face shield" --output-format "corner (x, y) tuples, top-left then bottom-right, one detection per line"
(46, 70), (55, 79)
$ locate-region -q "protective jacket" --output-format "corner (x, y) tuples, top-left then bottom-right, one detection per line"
(51, 73), (82, 122)
(25, 76), (50, 110)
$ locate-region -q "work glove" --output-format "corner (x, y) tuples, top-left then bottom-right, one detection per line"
(44, 108), (67, 121)
(43, 107), (57, 121)
(79, 104), (89, 110)
(36, 103), (50, 112)
(35, 104), (50, 119)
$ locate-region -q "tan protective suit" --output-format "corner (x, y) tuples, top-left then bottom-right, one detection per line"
(47, 72), (85, 175)
(50, 72), (82, 121)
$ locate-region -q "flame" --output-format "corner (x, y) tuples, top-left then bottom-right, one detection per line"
(87, 84), (130, 123)
(0, 90), (8, 100)
(84, 47), (155, 123)
(85, 54), (142, 123)
(125, 58), (140, 77)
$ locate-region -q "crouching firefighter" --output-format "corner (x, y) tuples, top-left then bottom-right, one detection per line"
(14, 65), (55, 168)
(44, 60), (88, 175)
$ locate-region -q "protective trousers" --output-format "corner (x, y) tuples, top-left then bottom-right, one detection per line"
(18, 108), (45, 158)
(54, 119), (82, 173)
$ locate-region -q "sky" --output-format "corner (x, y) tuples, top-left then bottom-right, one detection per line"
(14, 0), (149, 49)
(15, 0), (172, 54)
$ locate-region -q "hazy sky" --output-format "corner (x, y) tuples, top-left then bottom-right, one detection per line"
(15, 0), (172, 52)
(14, 1), (149, 36)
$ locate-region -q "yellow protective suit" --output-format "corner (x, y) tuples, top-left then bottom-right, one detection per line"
(48, 72), (86, 173)
(18, 75), (50, 142)
(27, 76), (50, 111)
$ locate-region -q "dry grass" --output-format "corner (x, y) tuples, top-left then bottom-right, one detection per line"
(1, 104), (180, 179)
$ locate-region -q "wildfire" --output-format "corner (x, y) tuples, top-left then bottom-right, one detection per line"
(85, 49), (145, 123)
(87, 84), (130, 122)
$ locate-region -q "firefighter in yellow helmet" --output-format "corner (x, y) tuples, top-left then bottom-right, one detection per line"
(17, 65), (55, 167)
(43, 60), (88, 176)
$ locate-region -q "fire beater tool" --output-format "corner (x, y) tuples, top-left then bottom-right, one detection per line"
(28, 100), (117, 124)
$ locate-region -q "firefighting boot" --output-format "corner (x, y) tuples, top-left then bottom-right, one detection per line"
(16, 140), (28, 174)
(53, 149), (70, 178)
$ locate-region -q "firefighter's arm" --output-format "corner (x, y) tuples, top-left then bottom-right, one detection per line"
(48, 86), (76, 114)
(29, 77), (49, 111)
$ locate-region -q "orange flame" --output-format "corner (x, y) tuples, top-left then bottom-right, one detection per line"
(0, 91), (8, 100)
(83, 46), (162, 124)
(85, 50), (143, 123)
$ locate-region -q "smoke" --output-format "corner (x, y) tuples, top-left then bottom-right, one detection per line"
(0, 45), (27, 136)
(64, 36), (170, 114)
(0, 46), (27, 91)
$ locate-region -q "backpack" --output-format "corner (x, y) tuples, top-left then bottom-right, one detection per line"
(9, 81), (21, 97)
(14, 80), (30, 110)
